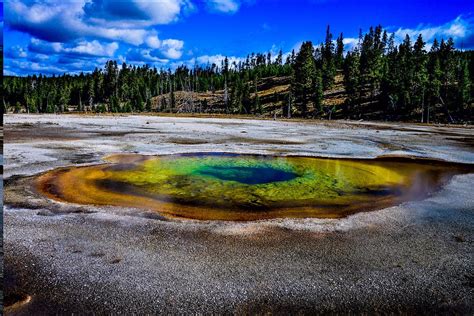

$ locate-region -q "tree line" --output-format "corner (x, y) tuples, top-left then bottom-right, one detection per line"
(3, 25), (473, 123)
(342, 26), (472, 123)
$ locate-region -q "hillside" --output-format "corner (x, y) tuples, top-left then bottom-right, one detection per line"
(150, 74), (349, 118)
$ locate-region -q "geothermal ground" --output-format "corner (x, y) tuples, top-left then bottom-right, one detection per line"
(3, 114), (474, 314)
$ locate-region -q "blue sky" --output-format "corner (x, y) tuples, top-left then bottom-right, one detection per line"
(3, 0), (474, 76)
(0, 1), (3, 45)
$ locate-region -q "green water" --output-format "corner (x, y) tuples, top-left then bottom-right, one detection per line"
(36, 153), (467, 220)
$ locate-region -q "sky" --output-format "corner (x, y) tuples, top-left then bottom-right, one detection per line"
(2, 0), (474, 76)
(0, 2), (3, 45)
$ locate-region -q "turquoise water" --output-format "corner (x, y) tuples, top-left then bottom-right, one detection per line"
(36, 153), (472, 220)
(196, 165), (299, 184)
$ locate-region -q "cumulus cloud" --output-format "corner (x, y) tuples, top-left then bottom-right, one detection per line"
(5, 45), (29, 59)
(161, 39), (185, 59)
(84, 0), (194, 27)
(126, 48), (169, 64)
(29, 38), (118, 57)
(393, 15), (474, 49)
(196, 54), (244, 67)
(6, 0), (87, 42)
(28, 38), (64, 54)
(145, 34), (162, 49)
(65, 40), (119, 57)
(4, 0), (190, 75)
(125, 39), (184, 62)
(206, 0), (240, 13)
(6, 56), (110, 76)
(342, 37), (359, 51)
(29, 54), (50, 63)
(394, 16), (470, 41)
(5, 0), (188, 46)
(340, 16), (474, 53)
(6, 59), (68, 75)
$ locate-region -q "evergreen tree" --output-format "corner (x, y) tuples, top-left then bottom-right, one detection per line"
(413, 34), (428, 121)
(359, 25), (385, 100)
(253, 76), (260, 114)
(380, 33), (400, 113)
(457, 58), (471, 113)
(313, 69), (324, 115)
(242, 71), (251, 114)
(146, 97), (152, 112)
(343, 50), (361, 107)
(275, 50), (283, 66)
(335, 33), (344, 69)
(426, 40), (442, 122)
(440, 38), (458, 121)
(321, 25), (336, 90)
(398, 34), (414, 110)
(292, 41), (318, 116)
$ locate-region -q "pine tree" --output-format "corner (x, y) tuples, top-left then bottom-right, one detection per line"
(427, 40), (442, 123)
(59, 85), (70, 113)
(275, 50), (283, 66)
(321, 25), (336, 90)
(380, 33), (398, 112)
(359, 25), (385, 101)
(291, 41), (318, 117)
(439, 40), (454, 99)
(398, 34), (414, 110)
(253, 76), (260, 114)
(457, 58), (471, 113)
(242, 71), (251, 114)
(109, 95), (120, 113)
(413, 34), (428, 121)
(313, 69), (323, 116)
(230, 76), (242, 113)
(343, 50), (361, 108)
(146, 97), (152, 112)
(335, 33), (344, 69)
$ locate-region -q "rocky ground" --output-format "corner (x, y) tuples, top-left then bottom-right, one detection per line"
(3, 114), (474, 314)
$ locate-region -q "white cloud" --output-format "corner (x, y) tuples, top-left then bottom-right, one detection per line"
(8, 59), (68, 74)
(126, 48), (170, 64)
(146, 34), (162, 49)
(65, 40), (119, 57)
(85, 0), (194, 27)
(161, 39), (185, 59)
(18, 47), (28, 58)
(196, 54), (244, 67)
(206, 0), (240, 14)
(5, 45), (29, 59)
(3, 69), (21, 76)
(394, 16), (472, 43)
(29, 38), (64, 53)
(339, 16), (474, 53)
(88, 27), (148, 46)
(29, 38), (119, 57)
(6, 0), (188, 47)
(134, 0), (193, 24)
(32, 54), (49, 61)
(342, 38), (359, 51)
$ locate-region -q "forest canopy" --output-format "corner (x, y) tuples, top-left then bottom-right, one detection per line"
(3, 25), (473, 123)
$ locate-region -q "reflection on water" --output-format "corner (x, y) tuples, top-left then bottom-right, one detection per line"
(35, 153), (472, 221)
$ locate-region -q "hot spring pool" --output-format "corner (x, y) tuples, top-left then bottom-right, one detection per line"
(35, 153), (471, 221)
